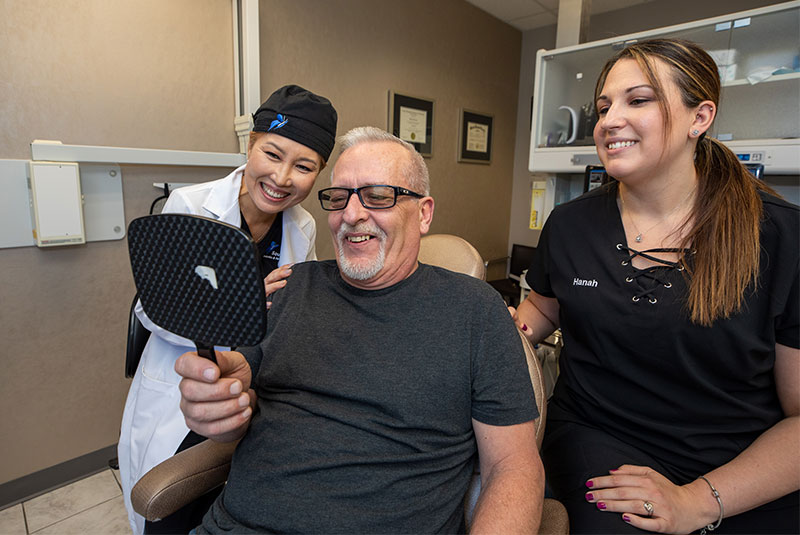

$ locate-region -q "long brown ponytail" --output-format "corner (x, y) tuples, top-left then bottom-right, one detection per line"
(596, 39), (775, 326)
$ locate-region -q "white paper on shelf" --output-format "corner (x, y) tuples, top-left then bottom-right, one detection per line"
(747, 66), (780, 84)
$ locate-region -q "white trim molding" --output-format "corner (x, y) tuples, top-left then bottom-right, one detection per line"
(31, 140), (245, 167)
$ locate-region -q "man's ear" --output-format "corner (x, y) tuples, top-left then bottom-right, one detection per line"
(690, 100), (716, 138)
(418, 197), (435, 235)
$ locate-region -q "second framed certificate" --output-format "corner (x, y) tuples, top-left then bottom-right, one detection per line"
(389, 92), (434, 157)
(458, 109), (493, 164)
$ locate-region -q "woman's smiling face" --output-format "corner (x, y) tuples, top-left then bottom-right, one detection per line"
(593, 58), (698, 183)
(243, 132), (323, 214)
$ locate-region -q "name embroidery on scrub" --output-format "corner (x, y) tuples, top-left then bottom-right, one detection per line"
(573, 277), (598, 288)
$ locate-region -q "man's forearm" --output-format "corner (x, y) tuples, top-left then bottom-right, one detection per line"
(469, 460), (544, 533)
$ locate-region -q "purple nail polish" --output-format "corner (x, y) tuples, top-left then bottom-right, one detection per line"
(522, 324), (528, 332)
(597, 502), (607, 510)
(623, 515), (631, 522)
(586, 480), (594, 488)
(585, 493), (594, 501)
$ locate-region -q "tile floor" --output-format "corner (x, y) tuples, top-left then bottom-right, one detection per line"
(0, 469), (131, 535)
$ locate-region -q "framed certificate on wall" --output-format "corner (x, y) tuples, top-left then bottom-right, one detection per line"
(389, 91), (434, 157)
(458, 109), (493, 164)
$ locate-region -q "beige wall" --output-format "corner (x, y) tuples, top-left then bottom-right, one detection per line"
(0, 0), (236, 485)
(0, 165), (226, 486)
(0, 0), (522, 486)
(258, 0), (522, 263)
(0, 0), (238, 158)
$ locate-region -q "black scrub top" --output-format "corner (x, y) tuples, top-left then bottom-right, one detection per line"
(526, 183), (799, 479)
(240, 211), (283, 277)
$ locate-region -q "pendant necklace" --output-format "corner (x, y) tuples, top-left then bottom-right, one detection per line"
(620, 185), (696, 243)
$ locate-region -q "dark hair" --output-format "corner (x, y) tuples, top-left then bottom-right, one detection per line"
(595, 39), (775, 326)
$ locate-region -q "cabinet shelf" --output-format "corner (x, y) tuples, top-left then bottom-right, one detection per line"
(722, 71), (800, 87)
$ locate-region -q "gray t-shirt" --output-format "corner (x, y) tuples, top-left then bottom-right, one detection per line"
(199, 261), (538, 533)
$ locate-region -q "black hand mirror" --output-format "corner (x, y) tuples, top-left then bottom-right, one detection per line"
(127, 214), (267, 363)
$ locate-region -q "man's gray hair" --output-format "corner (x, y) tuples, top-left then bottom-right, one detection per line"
(333, 126), (430, 195)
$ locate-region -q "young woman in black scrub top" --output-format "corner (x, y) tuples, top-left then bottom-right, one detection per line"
(511, 39), (799, 533)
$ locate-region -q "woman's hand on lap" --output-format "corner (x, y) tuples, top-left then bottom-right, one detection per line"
(585, 464), (718, 534)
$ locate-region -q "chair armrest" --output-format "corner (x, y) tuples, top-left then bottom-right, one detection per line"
(541, 497), (569, 534)
(131, 438), (239, 521)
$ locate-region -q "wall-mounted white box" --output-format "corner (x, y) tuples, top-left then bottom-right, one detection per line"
(29, 161), (86, 247)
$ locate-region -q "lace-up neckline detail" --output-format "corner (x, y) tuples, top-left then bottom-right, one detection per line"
(616, 243), (690, 304)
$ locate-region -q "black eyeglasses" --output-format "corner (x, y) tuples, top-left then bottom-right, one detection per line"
(318, 185), (424, 211)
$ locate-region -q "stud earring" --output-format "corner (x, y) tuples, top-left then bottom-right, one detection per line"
(692, 130), (700, 136)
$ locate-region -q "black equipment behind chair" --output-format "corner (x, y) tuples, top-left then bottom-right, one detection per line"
(125, 293), (150, 378)
(487, 244), (536, 307)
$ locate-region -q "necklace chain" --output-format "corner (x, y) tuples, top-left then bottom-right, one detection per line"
(620, 185), (696, 243)
(251, 225), (270, 243)
(242, 211), (273, 243)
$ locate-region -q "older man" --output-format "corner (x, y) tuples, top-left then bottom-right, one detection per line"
(176, 127), (544, 533)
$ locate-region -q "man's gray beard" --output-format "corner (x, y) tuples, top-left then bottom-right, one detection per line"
(335, 223), (386, 281)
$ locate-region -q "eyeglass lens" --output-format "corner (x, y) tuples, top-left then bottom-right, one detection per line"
(322, 186), (397, 209)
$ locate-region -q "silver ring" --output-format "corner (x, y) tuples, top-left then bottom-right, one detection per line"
(643, 501), (654, 517)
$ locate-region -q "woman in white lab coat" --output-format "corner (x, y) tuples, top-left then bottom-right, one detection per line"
(118, 85), (338, 535)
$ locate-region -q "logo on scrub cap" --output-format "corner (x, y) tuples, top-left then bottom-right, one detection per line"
(268, 114), (288, 131)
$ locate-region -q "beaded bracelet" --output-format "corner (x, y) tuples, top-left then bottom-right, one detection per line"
(698, 475), (724, 534)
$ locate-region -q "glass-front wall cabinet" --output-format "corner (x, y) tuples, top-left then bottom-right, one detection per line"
(529, 1), (800, 173)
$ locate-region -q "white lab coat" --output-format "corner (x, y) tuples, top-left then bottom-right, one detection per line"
(118, 164), (317, 534)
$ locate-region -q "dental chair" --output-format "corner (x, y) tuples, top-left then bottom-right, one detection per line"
(131, 234), (568, 533)
(125, 293), (150, 378)
(418, 233), (486, 280)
